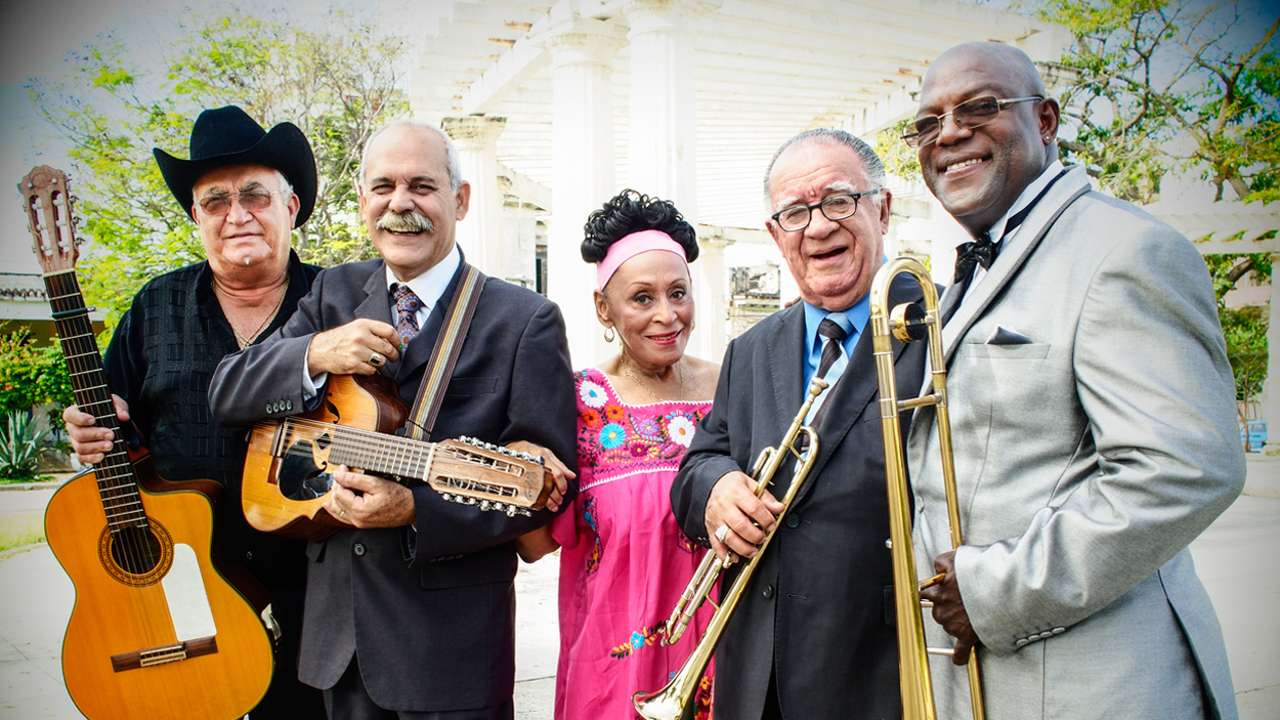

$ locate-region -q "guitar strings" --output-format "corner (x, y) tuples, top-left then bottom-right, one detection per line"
(270, 417), (529, 497)
(47, 271), (151, 573)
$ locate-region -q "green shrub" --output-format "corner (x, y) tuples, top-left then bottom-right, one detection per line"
(0, 411), (49, 482)
(0, 324), (74, 430)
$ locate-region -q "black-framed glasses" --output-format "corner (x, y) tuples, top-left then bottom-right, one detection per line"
(771, 188), (881, 233)
(197, 189), (281, 216)
(902, 95), (1044, 148)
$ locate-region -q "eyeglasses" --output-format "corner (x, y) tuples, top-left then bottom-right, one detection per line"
(197, 189), (280, 216)
(901, 95), (1044, 148)
(770, 188), (881, 233)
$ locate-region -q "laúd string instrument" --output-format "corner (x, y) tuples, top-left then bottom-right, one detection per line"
(632, 377), (828, 720)
(870, 256), (985, 720)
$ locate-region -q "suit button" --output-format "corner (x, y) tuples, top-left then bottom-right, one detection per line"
(1051, 627), (1065, 635)
(264, 403), (272, 413)
(286, 400), (293, 411)
(1015, 638), (1029, 648)
(245, 551), (254, 561)
(785, 514), (800, 529)
(353, 542), (366, 557)
(761, 584), (774, 599)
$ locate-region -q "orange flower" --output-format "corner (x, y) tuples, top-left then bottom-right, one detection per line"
(604, 404), (625, 422)
(581, 409), (603, 429)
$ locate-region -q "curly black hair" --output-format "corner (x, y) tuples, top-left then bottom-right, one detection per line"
(581, 189), (699, 264)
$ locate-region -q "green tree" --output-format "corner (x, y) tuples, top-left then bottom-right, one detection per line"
(29, 12), (410, 331)
(1040, 0), (1280, 204)
(1205, 252), (1272, 409)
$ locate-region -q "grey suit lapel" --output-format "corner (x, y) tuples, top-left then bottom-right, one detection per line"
(792, 273), (921, 507)
(940, 166), (1092, 367)
(354, 262), (392, 324)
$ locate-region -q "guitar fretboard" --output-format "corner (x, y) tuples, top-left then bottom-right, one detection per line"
(43, 270), (146, 530)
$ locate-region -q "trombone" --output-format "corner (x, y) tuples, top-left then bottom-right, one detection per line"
(633, 377), (829, 720)
(870, 256), (985, 720)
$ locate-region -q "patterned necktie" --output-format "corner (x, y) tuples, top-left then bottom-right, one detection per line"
(816, 317), (848, 379)
(392, 284), (423, 349)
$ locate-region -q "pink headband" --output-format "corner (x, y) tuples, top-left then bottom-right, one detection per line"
(595, 229), (688, 290)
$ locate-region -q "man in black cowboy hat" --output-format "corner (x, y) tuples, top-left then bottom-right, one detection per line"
(64, 104), (326, 717)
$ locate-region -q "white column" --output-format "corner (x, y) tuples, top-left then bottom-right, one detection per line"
(547, 26), (617, 367)
(624, 0), (713, 358)
(623, 0), (698, 212)
(1263, 251), (1280, 451)
(695, 234), (730, 362)
(443, 115), (507, 275)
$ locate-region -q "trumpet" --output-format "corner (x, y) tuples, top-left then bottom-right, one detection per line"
(870, 256), (984, 720)
(633, 377), (829, 720)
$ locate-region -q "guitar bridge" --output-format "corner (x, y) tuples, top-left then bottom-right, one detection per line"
(110, 636), (218, 672)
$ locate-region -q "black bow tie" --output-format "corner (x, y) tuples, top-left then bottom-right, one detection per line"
(954, 233), (999, 284)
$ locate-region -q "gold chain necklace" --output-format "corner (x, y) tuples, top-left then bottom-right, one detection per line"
(618, 357), (686, 404)
(216, 279), (289, 350)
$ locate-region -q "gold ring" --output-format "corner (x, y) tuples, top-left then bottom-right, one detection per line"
(370, 352), (384, 367)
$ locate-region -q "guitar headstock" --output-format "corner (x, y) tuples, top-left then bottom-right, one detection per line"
(429, 437), (552, 516)
(19, 165), (82, 273)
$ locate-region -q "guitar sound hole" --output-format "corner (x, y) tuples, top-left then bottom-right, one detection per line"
(109, 526), (163, 574)
(279, 439), (333, 500)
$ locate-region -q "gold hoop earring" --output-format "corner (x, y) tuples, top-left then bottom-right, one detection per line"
(604, 326), (616, 343)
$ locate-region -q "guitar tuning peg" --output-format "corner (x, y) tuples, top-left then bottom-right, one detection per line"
(480, 500), (492, 511)
(70, 195), (80, 204)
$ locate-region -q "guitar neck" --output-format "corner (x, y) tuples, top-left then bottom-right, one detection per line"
(43, 270), (146, 529)
(295, 419), (436, 482)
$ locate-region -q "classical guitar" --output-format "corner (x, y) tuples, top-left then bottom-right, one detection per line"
(241, 373), (553, 540)
(22, 166), (273, 718)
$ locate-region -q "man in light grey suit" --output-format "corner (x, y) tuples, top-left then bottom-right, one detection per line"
(904, 42), (1245, 719)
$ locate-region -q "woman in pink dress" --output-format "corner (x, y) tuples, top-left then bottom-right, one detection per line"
(518, 190), (719, 719)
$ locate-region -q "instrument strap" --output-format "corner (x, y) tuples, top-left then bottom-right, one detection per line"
(405, 263), (486, 441)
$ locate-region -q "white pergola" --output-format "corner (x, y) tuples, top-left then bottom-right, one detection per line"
(400, 0), (1067, 363)
(397, 0), (1277, 443)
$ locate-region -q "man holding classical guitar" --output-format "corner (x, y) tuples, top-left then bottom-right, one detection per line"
(207, 120), (577, 719)
(62, 105), (326, 717)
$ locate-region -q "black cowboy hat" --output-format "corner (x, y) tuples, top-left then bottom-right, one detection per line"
(153, 105), (317, 227)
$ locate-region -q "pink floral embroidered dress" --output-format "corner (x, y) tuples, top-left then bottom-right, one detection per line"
(550, 368), (714, 719)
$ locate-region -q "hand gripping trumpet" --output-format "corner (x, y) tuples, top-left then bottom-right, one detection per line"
(871, 256), (984, 720)
(632, 377), (829, 720)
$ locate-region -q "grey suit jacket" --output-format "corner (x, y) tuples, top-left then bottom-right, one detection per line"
(907, 166), (1244, 719)
(671, 274), (927, 720)
(209, 255), (576, 712)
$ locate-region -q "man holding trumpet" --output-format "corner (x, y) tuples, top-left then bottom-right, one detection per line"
(669, 128), (928, 719)
(906, 42), (1243, 719)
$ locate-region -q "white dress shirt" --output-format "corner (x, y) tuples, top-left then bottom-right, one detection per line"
(956, 159), (1065, 294)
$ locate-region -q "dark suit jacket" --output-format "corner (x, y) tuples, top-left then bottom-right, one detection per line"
(209, 255), (576, 712)
(670, 275), (926, 720)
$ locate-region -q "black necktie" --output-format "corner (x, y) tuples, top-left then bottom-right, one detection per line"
(816, 317), (847, 379)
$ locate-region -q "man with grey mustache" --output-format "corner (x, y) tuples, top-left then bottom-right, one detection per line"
(209, 120), (578, 719)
